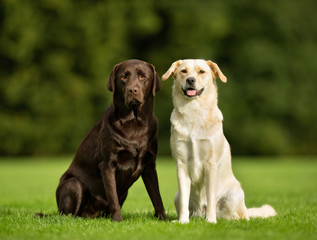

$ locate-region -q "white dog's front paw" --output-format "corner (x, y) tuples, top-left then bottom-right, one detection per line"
(178, 217), (190, 224)
(206, 217), (217, 224)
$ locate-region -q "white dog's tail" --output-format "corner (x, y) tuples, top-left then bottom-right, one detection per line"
(247, 204), (276, 218)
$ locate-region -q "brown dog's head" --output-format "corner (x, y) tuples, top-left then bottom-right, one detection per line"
(107, 59), (161, 111)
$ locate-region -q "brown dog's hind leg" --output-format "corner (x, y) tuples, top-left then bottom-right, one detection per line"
(56, 177), (85, 216)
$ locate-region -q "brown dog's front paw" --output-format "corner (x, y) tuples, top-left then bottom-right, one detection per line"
(155, 211), (167, 221)
(111, 213), (123, 222)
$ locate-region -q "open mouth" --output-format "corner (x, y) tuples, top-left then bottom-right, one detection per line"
(182, 88), (204, 97)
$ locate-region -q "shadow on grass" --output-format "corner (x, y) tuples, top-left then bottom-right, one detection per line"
(31, 210), (178, 223)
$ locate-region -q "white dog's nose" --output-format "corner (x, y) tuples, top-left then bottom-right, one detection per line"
(186, 77), (196, 84)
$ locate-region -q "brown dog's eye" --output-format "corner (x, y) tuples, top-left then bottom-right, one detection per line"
(121, 72), (129, 81)
(181, 69), (187, 74)
(138, 70), (146, 80)
(199, 70), (205, 74)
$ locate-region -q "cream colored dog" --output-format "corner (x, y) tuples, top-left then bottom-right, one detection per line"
(162, 59), (276, 224)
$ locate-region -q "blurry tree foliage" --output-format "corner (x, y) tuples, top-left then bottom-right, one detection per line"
(0, 0), (316, 156)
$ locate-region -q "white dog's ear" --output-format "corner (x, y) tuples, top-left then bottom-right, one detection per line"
(207, 60), (227, 83)
(162, 60), (183, 81)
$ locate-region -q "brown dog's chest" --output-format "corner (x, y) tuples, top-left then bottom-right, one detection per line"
(115, 146), (144, 170)
(98, 106), (157, 194)
(113, 147), (148, 190)
(111, 131), (151, 182)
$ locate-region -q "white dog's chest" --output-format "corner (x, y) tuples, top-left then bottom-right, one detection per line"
(170, 107), (225, 183)
(172, 137), (213, 183)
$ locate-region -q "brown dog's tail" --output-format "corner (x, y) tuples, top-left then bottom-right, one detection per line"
(247, 204), (276, 218)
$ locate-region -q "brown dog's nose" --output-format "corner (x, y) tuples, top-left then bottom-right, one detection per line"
(129, 87), (138, 95)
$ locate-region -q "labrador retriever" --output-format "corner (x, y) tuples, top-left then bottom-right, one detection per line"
(56, 59), (167, 221)
(162, 59), (276, 223)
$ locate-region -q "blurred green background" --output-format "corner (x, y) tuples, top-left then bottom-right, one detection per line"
(0, 0), (316, 157)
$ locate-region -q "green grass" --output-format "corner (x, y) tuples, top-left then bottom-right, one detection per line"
(0, 157), (317, 240)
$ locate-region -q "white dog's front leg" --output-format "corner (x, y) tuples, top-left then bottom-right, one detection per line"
(205, 160), (217, 223)
(176, 162), (191, 224)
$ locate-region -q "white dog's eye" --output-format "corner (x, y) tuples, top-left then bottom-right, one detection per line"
(199, 70), (205, 74)
(181, 69), (187, 74)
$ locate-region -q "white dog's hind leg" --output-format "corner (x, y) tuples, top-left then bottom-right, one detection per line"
(224, 183), (276, 219)
(218, 183), (249, 220)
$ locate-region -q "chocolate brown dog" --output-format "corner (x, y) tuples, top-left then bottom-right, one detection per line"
(56, 59), (167, 221)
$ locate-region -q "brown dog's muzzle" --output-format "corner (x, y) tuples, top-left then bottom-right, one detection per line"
(125, 84), (143, 109)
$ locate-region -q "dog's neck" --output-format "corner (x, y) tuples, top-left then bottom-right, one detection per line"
(172, 85), (223, 128)
(112, 96), (154, 124)
(175, 100), (222, 122)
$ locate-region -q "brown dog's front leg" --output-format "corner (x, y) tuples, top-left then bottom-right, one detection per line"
(142, 166), (167, 220)
(98, 161), (122, 222)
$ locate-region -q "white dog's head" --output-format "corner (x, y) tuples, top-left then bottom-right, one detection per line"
(162, 59), (227, 100)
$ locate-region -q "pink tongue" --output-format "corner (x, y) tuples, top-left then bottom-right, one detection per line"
(187, 90), (197, 96)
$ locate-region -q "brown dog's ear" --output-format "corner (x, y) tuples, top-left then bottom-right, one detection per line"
(107, 64), (118, 93)
(162, 60), (183, 81)
(150, 64), (161, 96)
(206, 60), (227, 83)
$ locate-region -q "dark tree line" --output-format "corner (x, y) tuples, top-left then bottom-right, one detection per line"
(0, 0), (316, 156)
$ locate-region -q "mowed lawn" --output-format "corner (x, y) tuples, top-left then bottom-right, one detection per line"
(0, 157), (317, 240)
